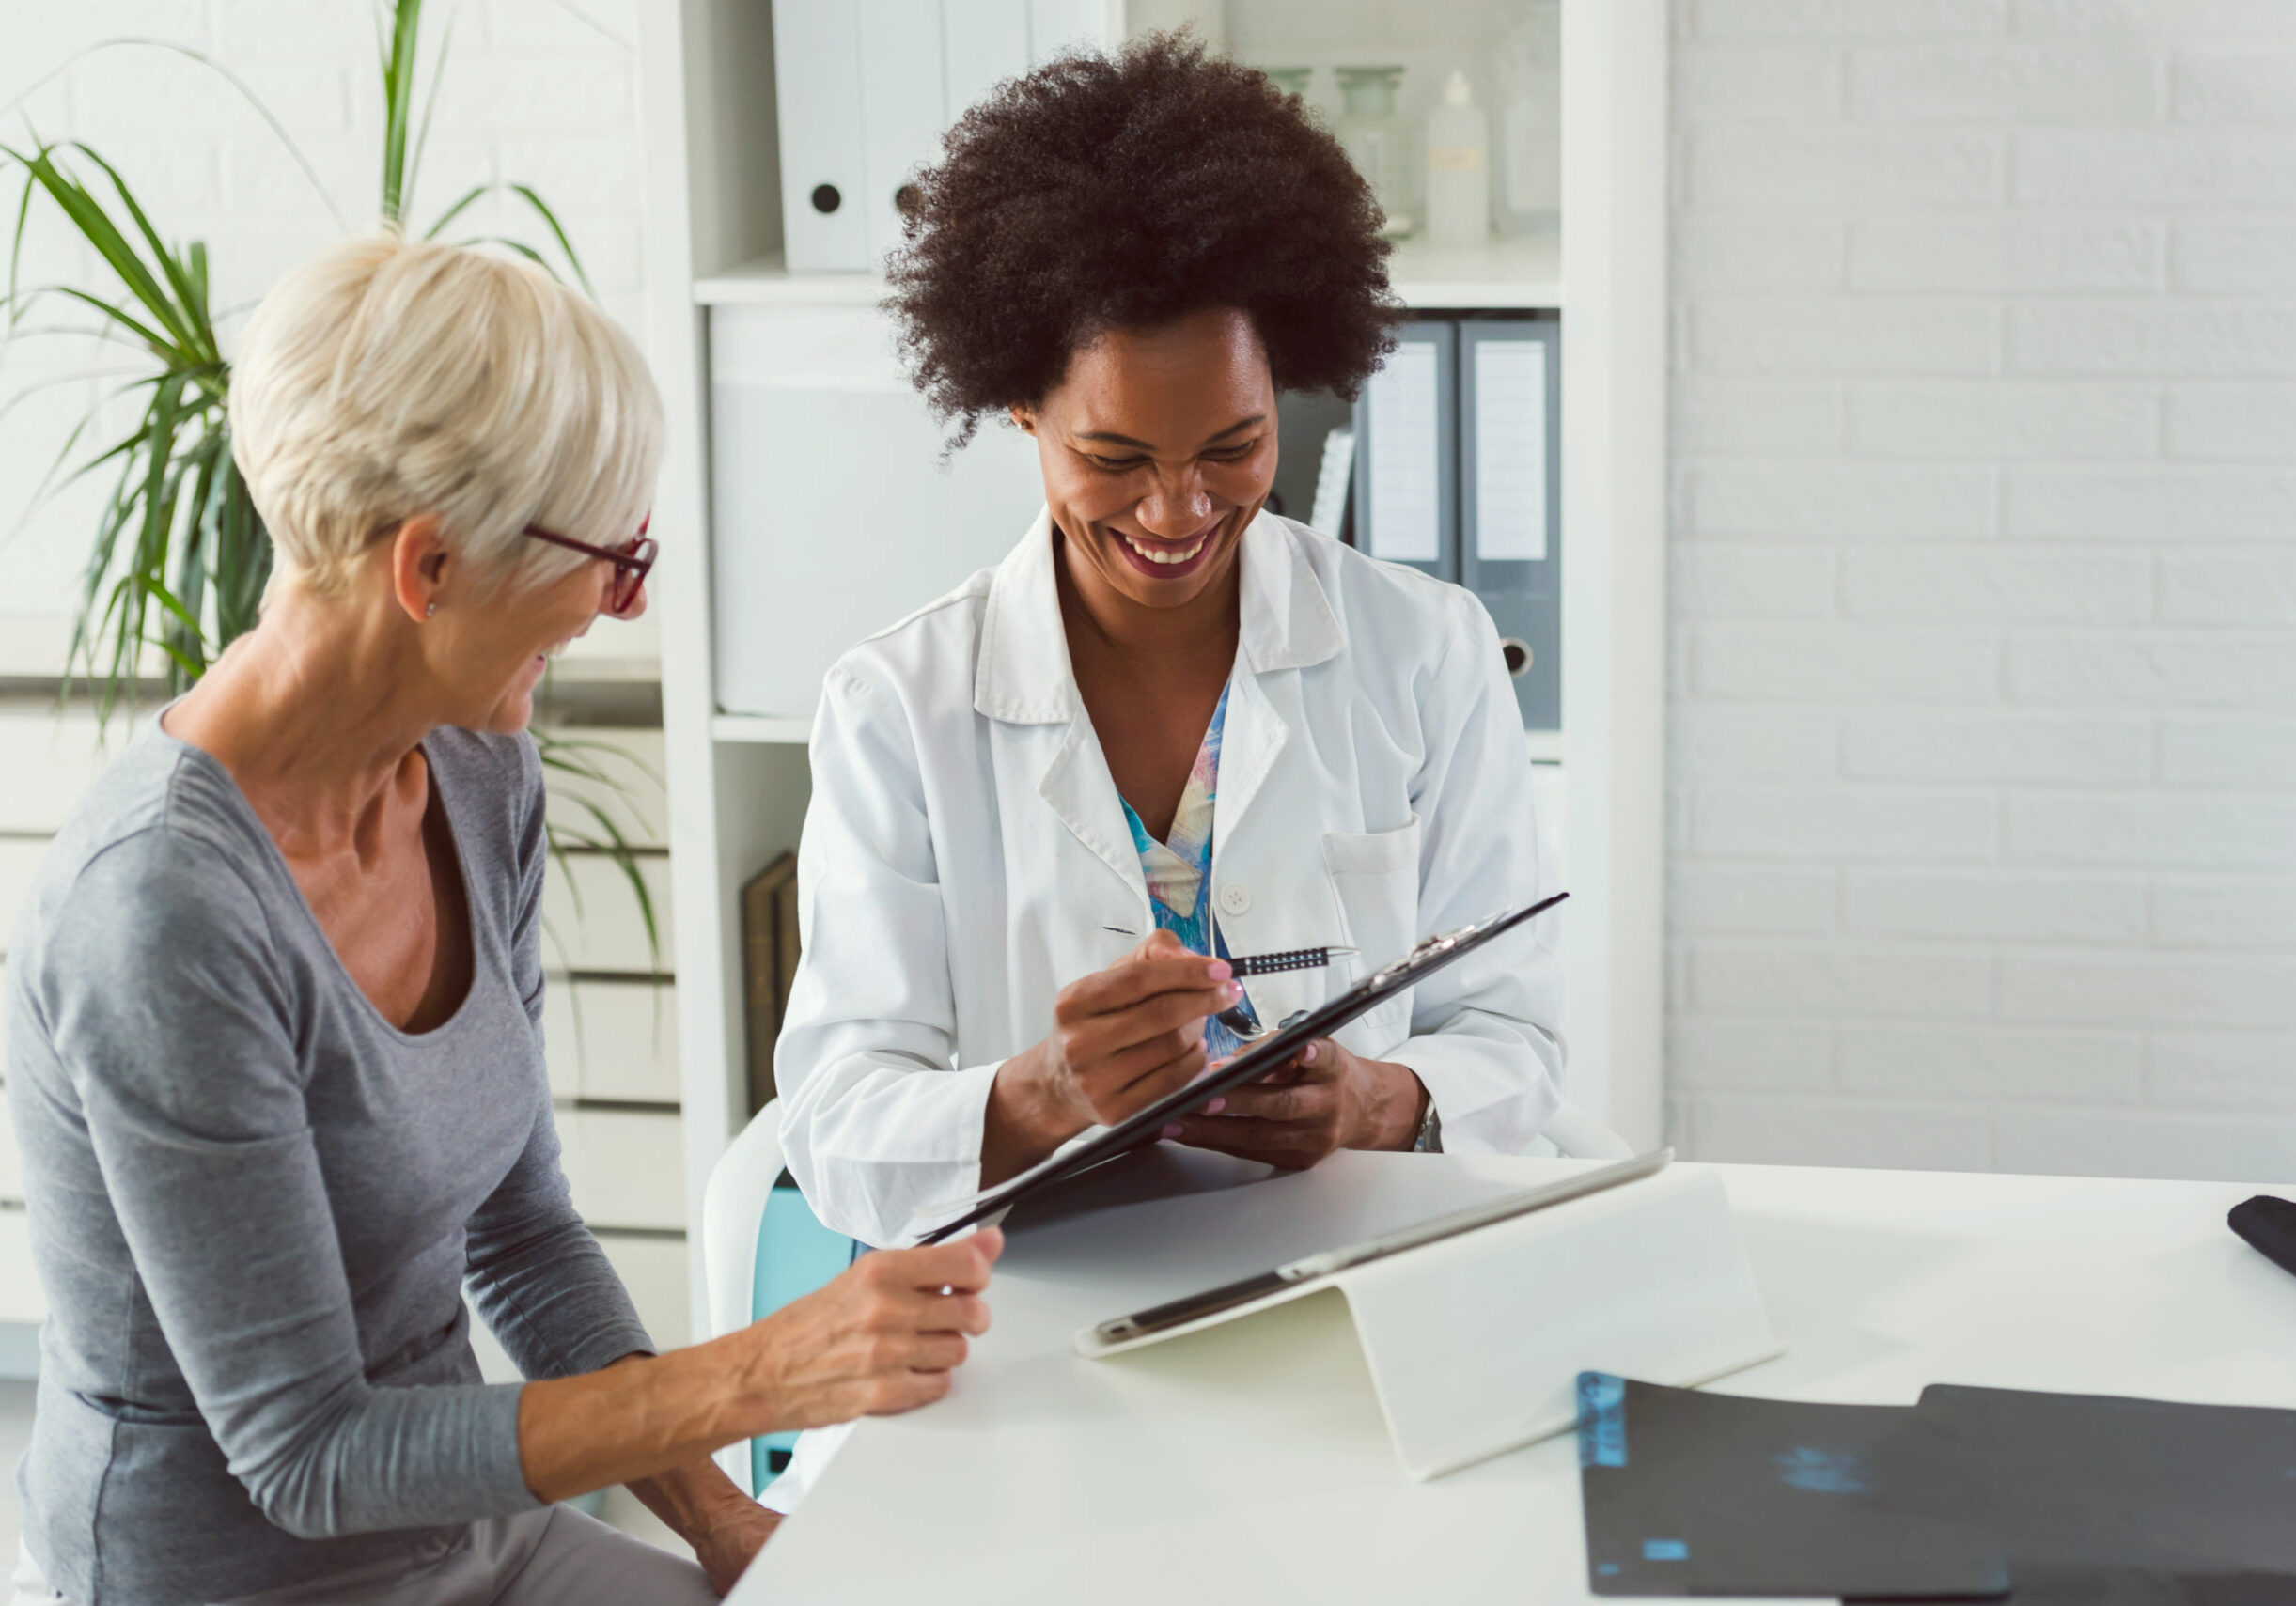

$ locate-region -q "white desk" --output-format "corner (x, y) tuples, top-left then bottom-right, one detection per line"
(731, 1149), (2296, 1605)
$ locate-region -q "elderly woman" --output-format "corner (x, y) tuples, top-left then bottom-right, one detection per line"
(777, 39), (1562, 1255)
(5, 235), (1000, 1606)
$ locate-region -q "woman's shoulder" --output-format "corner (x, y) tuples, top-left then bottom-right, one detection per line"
(412, 728), (548, 926)
(823, 566), (998, 708)
(425, 724), (537, 791)
(425, 725), (539, 808)
(17, 732), (282, 984)
(43, 725), (268, 880)
(1278, 517), (1496, 660)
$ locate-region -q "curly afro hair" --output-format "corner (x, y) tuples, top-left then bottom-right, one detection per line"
(884, 32), (1402, 447)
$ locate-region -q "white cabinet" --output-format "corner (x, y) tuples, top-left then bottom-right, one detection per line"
(0, 1209), (44, 1324)
(0, 1090), (18, 1204)
(707, 303), (1043, 719)
(540, 726), (670, 850)
(541, 851), (675, 974)
(561, 1108), (688, 1231)
(599, 1234), (695, 1349)
(541, 977), (681, 1104)
(0, 839), (49, 954)
(0, 708), (111, 834)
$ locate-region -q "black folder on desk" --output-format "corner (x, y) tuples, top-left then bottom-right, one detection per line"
(1914, 1385), (2296, 1583)
(1576, 1375), (2007, 1599)
(1577, 1375), (2296, 1600)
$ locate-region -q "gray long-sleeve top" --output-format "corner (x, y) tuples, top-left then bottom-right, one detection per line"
(5, 723), (654, 1606)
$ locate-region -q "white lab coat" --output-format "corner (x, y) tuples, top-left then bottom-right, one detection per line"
(773, 509), (1563, 1250)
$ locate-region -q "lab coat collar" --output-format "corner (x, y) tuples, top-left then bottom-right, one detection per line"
(972, 507), (1348, 725)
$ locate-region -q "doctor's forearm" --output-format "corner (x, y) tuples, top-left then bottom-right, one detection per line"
(980, 1043), (1089, 1186)
(977, 937), (1242, 1186)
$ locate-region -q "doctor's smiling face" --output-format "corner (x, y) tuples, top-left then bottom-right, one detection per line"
(1012, 306), (1277, 616)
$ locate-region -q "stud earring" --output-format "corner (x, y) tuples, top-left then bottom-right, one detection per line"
(426, 601), (437, 618)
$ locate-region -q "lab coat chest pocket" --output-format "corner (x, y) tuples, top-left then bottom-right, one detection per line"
(1321, 816), (1422, 1055)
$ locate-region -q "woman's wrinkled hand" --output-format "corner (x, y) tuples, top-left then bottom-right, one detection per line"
(691, 1503), (780, 1597)
(1162, 1037), (1426, 1168)
(736, 1228), (1002, 1432)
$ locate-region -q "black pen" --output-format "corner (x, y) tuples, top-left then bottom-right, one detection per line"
(1101, 926), (1355, 979)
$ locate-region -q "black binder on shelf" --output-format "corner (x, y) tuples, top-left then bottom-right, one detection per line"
(1460, 318), (1561, 731)
(1351, 320), (1457, 582)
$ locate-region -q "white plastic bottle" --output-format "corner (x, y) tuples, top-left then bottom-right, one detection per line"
(1424, 69), (1491, 250)
(1499, 6), (1562, 230)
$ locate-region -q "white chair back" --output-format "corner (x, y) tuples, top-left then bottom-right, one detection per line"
(701, 1099), (788, 1495)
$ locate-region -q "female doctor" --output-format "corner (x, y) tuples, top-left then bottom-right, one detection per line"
(774, 35), (1564, 1254)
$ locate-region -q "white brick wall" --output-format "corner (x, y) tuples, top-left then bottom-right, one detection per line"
(0, 0), (648, 673)
(1671, 0), (2296, 1180)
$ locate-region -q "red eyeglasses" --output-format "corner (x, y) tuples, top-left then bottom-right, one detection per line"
(523, 516), (657, 616)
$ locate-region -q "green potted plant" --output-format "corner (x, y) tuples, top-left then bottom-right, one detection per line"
(2, 0), (662, 964)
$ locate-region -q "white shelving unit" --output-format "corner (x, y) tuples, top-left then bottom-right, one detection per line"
(635, 1), (1665, 1329)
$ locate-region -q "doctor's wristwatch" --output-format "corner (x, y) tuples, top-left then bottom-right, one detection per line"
(1412, 1090), (1444, 1153)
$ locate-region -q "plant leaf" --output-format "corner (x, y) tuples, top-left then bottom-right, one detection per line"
(68, 144), (215, 364)
(420, 180), (489, 241)
(507, 183), (594, 298)
(535, 727), (664, 968)
(3, 143), (198, 356)
(449, 235), (554, 275)
(405, 0), (460, 224)
(47, 284), (185, 361)
(380, 0), (425, 225)
(2, 164), (38, 368)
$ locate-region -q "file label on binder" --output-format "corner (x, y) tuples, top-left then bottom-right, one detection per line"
(1473, 341), (1550, 563)
(1460, 318), (1562, 729)
(1365, 342), (1444, 564)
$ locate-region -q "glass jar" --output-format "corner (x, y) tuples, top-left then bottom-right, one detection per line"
(1335, 66), (1413, 237)
(1261, 66), (1312, 101)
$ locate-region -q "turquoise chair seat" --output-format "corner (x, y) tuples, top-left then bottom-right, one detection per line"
(748, 1181), (859, 1490)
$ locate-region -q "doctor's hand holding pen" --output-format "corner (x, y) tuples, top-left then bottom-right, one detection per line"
(977, 928), (1432, 1187)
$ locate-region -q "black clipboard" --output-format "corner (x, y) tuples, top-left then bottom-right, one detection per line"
(914, 891), (1569, 1244)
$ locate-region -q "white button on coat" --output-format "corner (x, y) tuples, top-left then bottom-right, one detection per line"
(774, 511), (1565, 1248)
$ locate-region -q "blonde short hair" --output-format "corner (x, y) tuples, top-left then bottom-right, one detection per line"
(230, 232), (663, 595)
